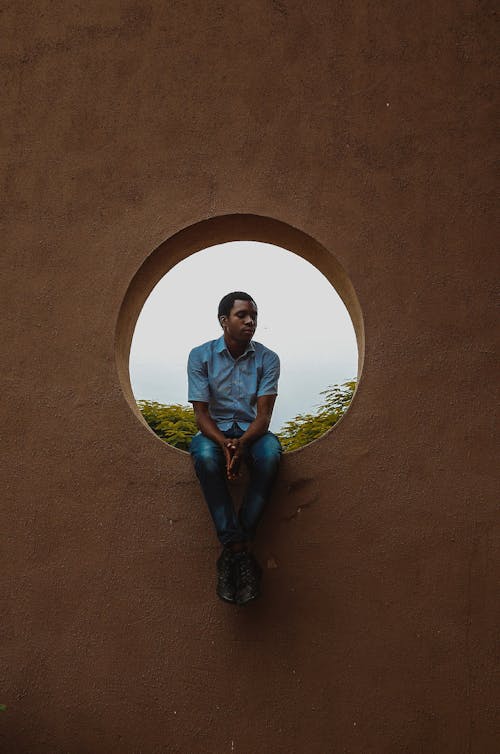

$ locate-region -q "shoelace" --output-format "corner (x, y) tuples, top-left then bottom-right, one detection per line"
(236, 556), (258, 585)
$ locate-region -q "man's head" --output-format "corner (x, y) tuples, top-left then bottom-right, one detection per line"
(218, 291), (258, 344)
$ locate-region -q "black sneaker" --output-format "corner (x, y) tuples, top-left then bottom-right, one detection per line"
(216, 548), (237, 603)
(234, 552), (262, 605)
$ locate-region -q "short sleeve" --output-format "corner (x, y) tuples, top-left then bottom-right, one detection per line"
(187, 347), (210, 403)
(257, 350), (280, 397)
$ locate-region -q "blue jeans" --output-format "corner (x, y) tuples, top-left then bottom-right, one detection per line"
(190, 423), (282, 546)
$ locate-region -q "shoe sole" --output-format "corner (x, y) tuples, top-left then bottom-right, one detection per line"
(217, 591), (237, 604)
(236, 592), (260, 606)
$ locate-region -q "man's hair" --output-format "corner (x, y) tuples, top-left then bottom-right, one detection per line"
(217, 291), (256, 319)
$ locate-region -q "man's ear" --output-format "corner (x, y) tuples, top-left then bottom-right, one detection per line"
(219, 315), (226, 328)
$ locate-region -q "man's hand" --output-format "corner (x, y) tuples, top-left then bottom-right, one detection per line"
(192, 403), (244, 480)
(221, 438), (245, 480)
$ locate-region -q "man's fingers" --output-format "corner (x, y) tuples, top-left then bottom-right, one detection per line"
(221, 439), (243, 479)
(227, 457), (239, 479)
(228, 452), (242, 473)
(228, 452), (239, 468)
(222, 446), (232, 469)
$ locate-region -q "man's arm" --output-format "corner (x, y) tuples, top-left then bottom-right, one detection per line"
(191, 401), (226, 445)
(240, 394), (277, 446)
(227, 348), (280, 473)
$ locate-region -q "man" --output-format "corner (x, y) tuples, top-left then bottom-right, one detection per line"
(188, 291), (282, 605)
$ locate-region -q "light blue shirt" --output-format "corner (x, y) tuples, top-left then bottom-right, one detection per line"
(187, 335), (280, 430)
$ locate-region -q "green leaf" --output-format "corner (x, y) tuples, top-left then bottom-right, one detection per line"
(277, 380), (356, 451)
(137, 400), (198, 450)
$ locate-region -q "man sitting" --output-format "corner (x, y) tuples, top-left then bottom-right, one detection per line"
(188, 291), (282, 605)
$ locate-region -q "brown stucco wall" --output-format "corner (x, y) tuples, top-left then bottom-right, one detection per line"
(1, 2), (498, 752)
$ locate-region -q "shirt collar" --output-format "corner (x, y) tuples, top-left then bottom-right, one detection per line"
(215, 335), (255, 355)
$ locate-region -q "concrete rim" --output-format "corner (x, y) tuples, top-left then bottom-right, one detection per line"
(114, 213), (365, 453)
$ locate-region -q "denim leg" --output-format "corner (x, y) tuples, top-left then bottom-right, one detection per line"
(190, 432), (244, 545)
(239, 432), (282, 540)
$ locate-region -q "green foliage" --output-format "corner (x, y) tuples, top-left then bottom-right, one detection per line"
(277, 380), (356, 452)
(137, 400), (198, 451)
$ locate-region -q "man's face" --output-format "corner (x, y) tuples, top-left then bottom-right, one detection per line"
(220, 299), (258, 343)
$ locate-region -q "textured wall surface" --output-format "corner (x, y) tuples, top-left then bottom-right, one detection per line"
(1, 2), (498, 752)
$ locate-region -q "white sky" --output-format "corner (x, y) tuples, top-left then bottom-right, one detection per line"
(129, 241), (358, 432)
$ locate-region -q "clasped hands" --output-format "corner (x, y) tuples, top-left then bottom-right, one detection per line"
(221, 437), (246, 480)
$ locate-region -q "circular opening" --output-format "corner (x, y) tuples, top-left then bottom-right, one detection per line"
(115, 215), (364, 453)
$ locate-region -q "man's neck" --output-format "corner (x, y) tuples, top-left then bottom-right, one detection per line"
(224, 334), (248, 359)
